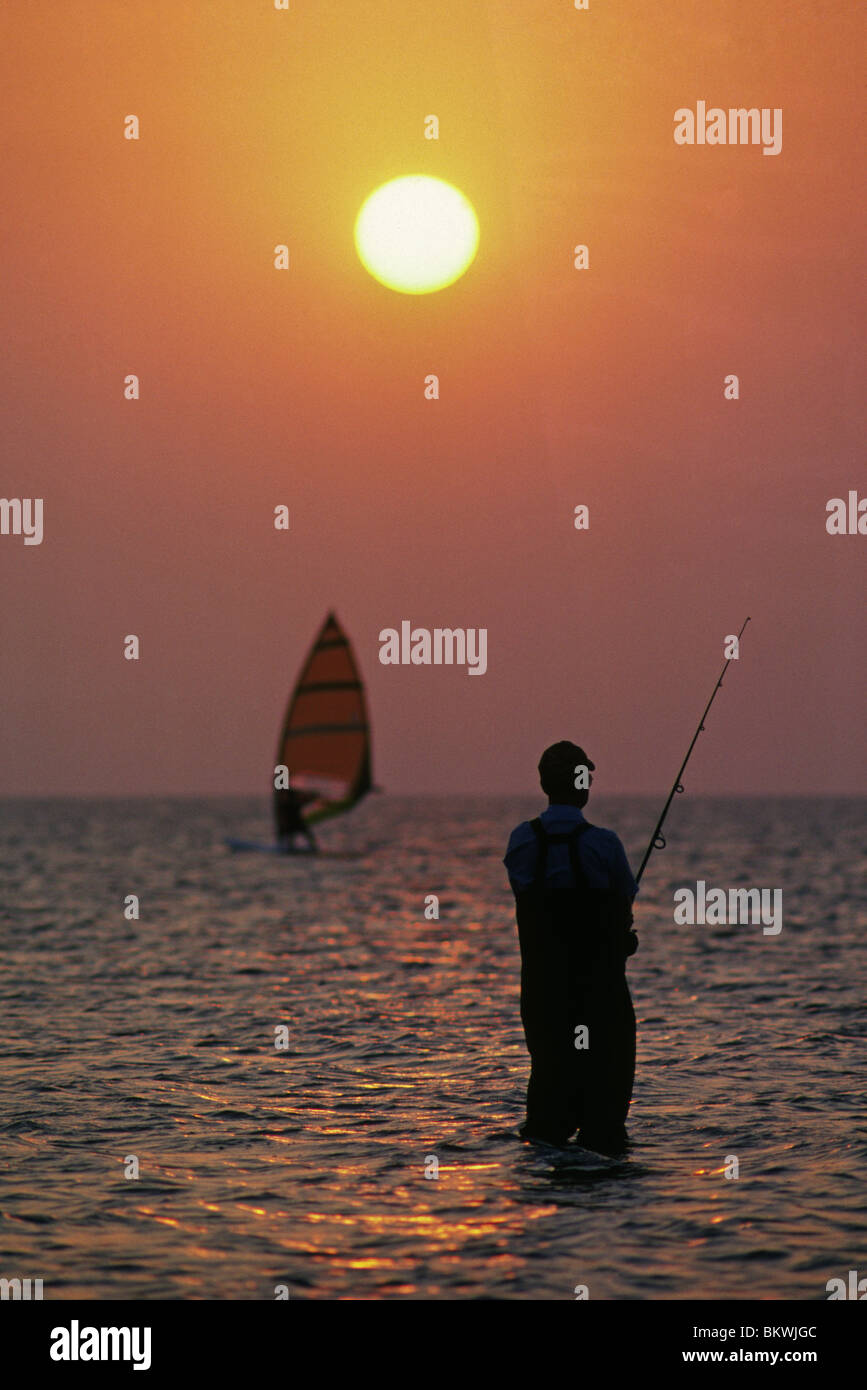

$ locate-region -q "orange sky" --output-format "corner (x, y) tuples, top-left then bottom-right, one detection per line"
(1, 0), (864, 795)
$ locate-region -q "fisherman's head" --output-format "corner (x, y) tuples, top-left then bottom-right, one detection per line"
(538, 741), (595, 808)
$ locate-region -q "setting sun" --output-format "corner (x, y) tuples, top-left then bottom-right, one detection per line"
(354, 175), (479, 294)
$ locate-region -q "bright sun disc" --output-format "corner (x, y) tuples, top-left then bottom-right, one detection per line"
(354, 175), (479, 294)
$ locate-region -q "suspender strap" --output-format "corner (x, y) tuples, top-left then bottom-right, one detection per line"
(529, 817), (593, 886)
(529, 817), (547, 878)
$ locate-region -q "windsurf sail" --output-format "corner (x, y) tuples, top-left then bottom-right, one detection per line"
(274, 612), (373, 829)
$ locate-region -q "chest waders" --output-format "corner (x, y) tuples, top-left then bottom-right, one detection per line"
(513, 819), (636, 1148)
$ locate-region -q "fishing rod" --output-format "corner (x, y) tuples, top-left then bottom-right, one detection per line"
(635, 616), (750, 885)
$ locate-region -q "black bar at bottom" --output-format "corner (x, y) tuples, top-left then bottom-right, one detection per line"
(7, 1298), (863, 1377)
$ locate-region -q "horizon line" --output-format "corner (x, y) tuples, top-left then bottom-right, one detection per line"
(0, 791), (864, 802)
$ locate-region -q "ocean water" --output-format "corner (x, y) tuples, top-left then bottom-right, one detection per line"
(0, 795), (864, 1301)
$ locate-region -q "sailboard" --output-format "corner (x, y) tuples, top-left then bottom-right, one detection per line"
(226, 611), (373, 854)
(274, 611), (373, 827)
(224, 838), (375, 860)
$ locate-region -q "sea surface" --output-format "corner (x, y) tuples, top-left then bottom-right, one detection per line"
(0, 795), (864, 1300)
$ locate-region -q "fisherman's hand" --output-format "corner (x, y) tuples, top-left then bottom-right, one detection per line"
(624, 930), (639, 957)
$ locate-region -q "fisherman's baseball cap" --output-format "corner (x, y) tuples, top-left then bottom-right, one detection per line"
(538, 741), (596, 780)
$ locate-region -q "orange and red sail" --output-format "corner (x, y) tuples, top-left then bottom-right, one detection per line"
(274, 613), (372, 827)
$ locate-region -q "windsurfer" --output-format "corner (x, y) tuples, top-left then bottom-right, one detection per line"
(274, 787), (318, 853)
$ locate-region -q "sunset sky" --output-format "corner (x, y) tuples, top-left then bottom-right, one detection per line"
(2, 0), (864, 796)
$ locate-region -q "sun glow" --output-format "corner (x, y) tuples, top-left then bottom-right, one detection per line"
(354, 175), (479, 294)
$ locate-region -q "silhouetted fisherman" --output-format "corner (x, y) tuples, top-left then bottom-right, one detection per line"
(274, 786), (318, 853)
(504, 742), (638, 1153)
